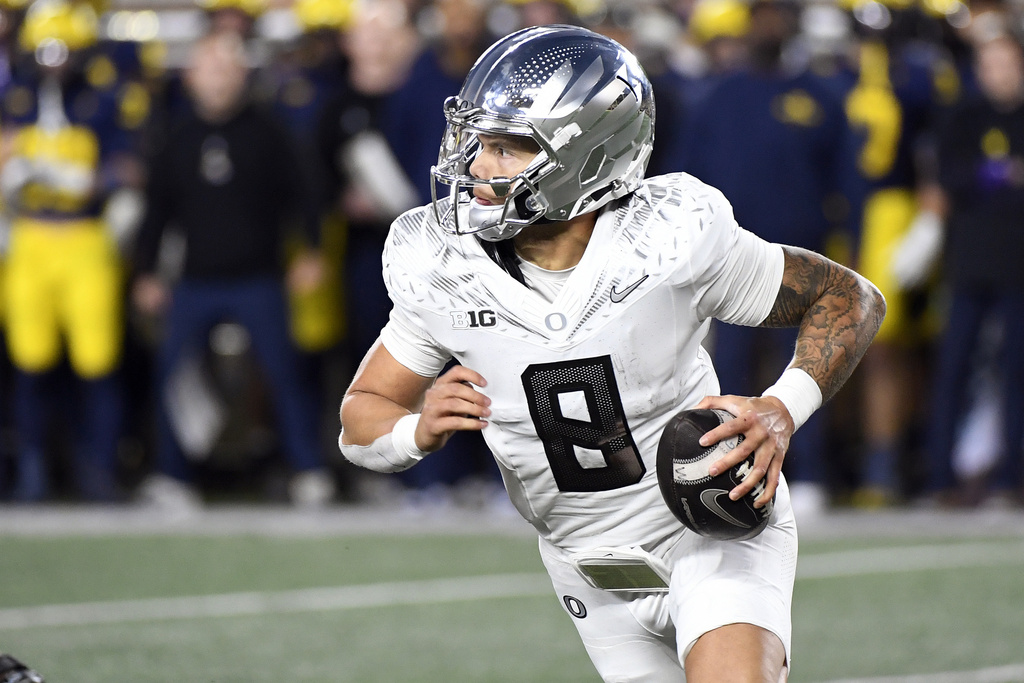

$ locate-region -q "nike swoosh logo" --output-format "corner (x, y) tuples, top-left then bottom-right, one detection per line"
(699, 488), (752, 528)
(610, 274), (648, 303)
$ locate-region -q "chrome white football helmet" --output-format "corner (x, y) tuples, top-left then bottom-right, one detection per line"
(431, 24), (655, 242)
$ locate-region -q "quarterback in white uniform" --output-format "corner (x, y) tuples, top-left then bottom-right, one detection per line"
(340, 25), (884, 683)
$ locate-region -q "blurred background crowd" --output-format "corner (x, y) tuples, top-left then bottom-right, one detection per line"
(0, 0), (1021, 518)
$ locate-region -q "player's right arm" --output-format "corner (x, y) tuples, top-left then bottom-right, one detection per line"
(339, 340), (490, 470)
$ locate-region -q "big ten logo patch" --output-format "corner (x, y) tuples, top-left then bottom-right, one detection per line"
(450, 309), (498, 329)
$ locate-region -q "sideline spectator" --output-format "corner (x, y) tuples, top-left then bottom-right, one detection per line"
(317, 0), (419, 367)
(131, 32), (334, 510)
(202, 0), (266, 39)
(315, 0), (420, 498)
(840, 0), (961, 506)
(267, 0), (355, 481)
(922, 22), (1024, 507)
(389, 0), (493, 203)
(675, 0), (752, 110)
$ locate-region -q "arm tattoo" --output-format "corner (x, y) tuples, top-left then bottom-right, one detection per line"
(760, 246), (886, 403)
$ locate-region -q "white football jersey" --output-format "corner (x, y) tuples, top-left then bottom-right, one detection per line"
(380, 172), (784, 552)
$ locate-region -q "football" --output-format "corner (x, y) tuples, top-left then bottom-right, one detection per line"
(656, 408), (774, 541)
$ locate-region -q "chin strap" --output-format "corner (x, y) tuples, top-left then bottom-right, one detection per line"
(481, 238), (526, 285)
(468, 200), (524, 241)
(467, 188), (549, 242)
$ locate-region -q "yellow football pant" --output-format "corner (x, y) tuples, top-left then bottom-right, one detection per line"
(4, 218), (123, 378)
(287, 212), (346, 353)
(857, 188), (937, 345)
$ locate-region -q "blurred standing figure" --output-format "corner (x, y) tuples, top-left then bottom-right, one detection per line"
(271, 0), (353, 155)
(0, 0), (26, 90)
(152, 0), (268, 128)
(678, 0), (752, 108)
(0, 0), (142, 502)
(198, 0), (266, 39)
(657, 0), (753, 144)
(923, 23), (1024, 507)
(313, 0), (419, 498)
(382, 0), (499, 502)
(317, 0), (419, 368)
(268, 0), (355, 392)
(389, 0), (492, 203)
(681, 0), (863, 515)
(131, 32), (334, 509)
(840, 0), (961, 506)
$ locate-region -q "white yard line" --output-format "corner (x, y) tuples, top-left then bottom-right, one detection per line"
(811, 662), (1024, 683)
(1, 540), (1023, 631)
(0, 573), (554, 630)
(0, 504), (537, 537)
(0, 505), (1022, 539)
(796, 540), (1024, 578)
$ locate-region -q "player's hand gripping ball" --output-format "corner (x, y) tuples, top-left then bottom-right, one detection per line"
(657, 408), (774, 541)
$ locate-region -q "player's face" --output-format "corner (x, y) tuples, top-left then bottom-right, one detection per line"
(976, 36), (1024, 107)
(186, 34), (250, 120)
(469, 133), (540, 205)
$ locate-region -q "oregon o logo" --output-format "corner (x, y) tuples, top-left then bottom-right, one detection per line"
(545, 312), (567, 331)
(563, 595), (587, 619)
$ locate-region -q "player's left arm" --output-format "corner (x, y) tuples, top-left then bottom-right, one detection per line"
(760, 246), (886, 401)
(698, 246), (885, 506)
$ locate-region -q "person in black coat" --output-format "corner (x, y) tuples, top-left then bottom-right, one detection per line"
(132, 32), (334, 509)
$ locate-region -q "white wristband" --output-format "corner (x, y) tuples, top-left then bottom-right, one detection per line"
(762, 368), (822, 431)
(391, 413), (430, 461)
(337, 413), (429, 473)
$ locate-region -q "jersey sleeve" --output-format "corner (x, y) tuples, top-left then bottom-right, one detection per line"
(378, 306), (452, 378)
(689, 187), (785, 326)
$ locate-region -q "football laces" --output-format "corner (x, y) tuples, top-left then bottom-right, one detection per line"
(735, 460), (752, 480)
(734, 459), (768, 500)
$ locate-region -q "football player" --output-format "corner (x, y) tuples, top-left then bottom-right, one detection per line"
(339, 25), (885, 681)
(840, 0), (962, 506)
(0, 0), (141, 502)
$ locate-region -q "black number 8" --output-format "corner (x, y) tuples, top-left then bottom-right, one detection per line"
(521, 355), (645, 492)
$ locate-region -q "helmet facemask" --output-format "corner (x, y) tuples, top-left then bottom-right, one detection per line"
(431, 98), (556, 242)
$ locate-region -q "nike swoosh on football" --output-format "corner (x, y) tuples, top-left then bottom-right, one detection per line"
(699, 488), (752, 528)
(609, 274), (648, 303)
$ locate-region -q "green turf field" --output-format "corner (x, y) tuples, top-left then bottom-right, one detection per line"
(1, 507), (1022, 682)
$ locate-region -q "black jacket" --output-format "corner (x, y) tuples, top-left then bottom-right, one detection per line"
(135, 102), (319, 281)
(938, 96), (1024, 289)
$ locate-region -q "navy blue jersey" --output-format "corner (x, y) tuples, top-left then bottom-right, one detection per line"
(681, 68), (861, 250)
(839, 40), (961, 192)
(0, 72), (138, 219)
(387, 49), (464, 205)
